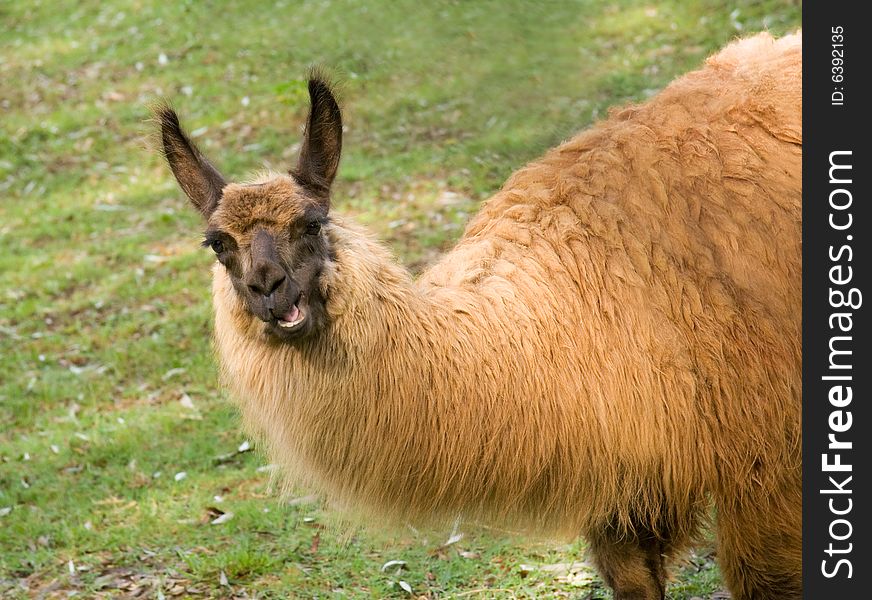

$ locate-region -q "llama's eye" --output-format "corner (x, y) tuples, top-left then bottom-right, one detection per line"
(210, 239), (225, 254)
(305, 221), (321, 235)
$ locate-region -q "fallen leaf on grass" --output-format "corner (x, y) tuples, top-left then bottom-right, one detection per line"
(213, 514), (234, 525)
(556, 569), (595, 587)
(208, 509), (234, 525)
(92, 567), (139, 590)
(519, 564), (536, 577)
(519, 561), (596, 587)
(68, 363), (107, 376)
(213, 440), (253, 464)
(381, 560), (407, 573)
(213, 451), (237, 464)
(539, 561), (590, 574)
(431, 529), (464, 557)
(443, 533), (463, 546)
(179, 393), (195, 409)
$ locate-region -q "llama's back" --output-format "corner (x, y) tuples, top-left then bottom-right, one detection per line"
(419, 31), (801, 495)
(429, 31), (801, 314)
(425, 30), (801, 361)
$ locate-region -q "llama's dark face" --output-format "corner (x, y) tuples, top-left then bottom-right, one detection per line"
(158, 77), (342, 343)
(203, 178), (333, 341)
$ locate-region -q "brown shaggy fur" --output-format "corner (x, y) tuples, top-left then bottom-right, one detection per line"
(182, 33), (801, 599)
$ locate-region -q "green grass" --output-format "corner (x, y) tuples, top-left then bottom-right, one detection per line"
(1, 1), (800, 597)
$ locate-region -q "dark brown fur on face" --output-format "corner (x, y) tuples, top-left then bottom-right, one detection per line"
(204, 179), (332, 342)
(159, 34), (802, 600)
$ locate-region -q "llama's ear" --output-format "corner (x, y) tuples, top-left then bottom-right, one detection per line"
(156, 105), (226, 219)
(291, 77), (342, 207)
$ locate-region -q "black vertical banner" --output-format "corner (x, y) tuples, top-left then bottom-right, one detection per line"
(803, 6), (870, 598)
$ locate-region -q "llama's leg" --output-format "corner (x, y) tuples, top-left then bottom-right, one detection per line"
(587, 528), (670, 600)
(715, 477), (802, 600)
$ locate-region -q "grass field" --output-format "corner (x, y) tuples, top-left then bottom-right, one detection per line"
(1, 2), (801, 598)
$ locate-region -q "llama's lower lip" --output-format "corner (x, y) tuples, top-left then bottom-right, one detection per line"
(276, 304), (305, 329)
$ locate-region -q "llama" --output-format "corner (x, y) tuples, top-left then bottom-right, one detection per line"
(158, 32), (801, 600)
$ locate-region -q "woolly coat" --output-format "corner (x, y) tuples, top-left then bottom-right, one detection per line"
(211, 33), (801, 548)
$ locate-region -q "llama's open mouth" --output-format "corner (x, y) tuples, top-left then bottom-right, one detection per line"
(277, 303), (306, 329)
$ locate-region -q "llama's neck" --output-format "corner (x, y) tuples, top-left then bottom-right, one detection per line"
(212, 218), (555, 523)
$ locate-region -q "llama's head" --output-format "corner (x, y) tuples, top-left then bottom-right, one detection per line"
(158, 78), (342, 343)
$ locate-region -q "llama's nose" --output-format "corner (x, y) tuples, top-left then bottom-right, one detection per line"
(246, 262), (286, 299)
